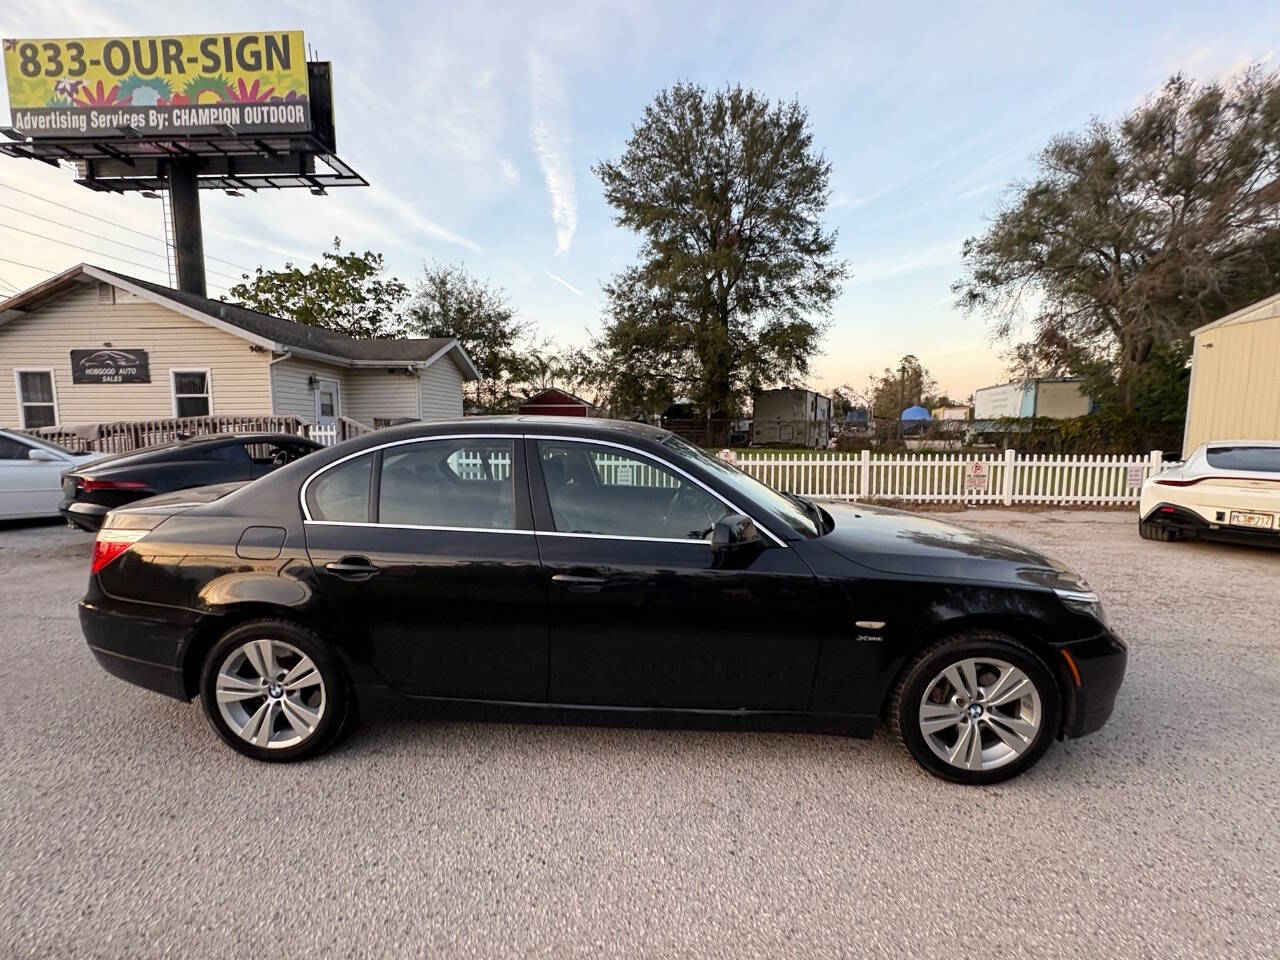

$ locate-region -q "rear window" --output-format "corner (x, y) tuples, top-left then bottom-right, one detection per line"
(1206, 446), (1280, 473)
(307, 453), (373, 522)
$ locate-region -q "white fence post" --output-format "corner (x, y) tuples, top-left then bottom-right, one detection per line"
(1002, 449), (1016, 506)
(859, 449), (870, 500)
(1149, 449), (1163, 477)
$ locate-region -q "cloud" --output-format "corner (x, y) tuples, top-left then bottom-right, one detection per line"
(848, 240), (966, 287)
(954, 180), (1003, 202)
(528, 49), (578, 255)
(545, 271), (583, 296)
(498, 158), (521, 186)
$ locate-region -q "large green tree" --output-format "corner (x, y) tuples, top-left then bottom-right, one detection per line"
(228, 239), (408, 339)
(403, 262), (544, 413)
(954, 67), (1280, 410)
(591, 82), (847, 415)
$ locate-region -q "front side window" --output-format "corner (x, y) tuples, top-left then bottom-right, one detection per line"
(172, 370), (211, 417)
(307, 452), (373, 522)
(0, 436), (32, 460)
(380, 439), (515, 529)
(1206, 446), (1280, 473)
(663, 435), (818, 538)
(537, 440), (729, 540)
(243, 440), (314, 466)
(16, 370), (57, 428)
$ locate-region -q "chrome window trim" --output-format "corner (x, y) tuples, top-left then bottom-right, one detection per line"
(298, 431), (786, 546)
(532, 434), (787, 547)
(305, 520), (530, 536)
(303, 520), (711, 546)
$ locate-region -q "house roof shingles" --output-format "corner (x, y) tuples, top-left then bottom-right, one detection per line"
(94, 268), (453, 364)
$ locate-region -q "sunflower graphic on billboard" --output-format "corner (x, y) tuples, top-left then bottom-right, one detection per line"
(2, 32), (311, 138)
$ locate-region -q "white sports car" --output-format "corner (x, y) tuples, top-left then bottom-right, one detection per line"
(1139, 440), (1280, 545)
(0, 430), (104, 521)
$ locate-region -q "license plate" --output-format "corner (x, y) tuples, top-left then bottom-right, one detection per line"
(1229, 510), (1274, 529)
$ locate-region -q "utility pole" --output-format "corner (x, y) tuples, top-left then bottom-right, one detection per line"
(896, 360), (906, 450)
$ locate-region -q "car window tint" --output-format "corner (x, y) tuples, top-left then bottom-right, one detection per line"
(204, 443), (252, 463)
(0, 437), (31, 460)
(380, 439), (515, 529)
(537, 440), (729, 540)
(1206, 446), (1280, 473)
(307, 453), (373, 522)
(243, 441), (309, 465)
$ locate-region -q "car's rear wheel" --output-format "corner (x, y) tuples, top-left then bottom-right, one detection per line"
(199, 619), (352, 762)
(1138, 520), (1178, 541)
(889, 631), (1061, 784)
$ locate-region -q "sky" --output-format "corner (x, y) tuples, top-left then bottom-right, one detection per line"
(1, 0), (1277, 402)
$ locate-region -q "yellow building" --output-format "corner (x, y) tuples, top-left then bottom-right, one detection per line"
(1184, 293), (1280, 456)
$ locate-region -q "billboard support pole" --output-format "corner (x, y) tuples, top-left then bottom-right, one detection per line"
(167, 158), (207, 297)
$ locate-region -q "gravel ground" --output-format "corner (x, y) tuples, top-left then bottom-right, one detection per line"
(1, 511), (1277, 959)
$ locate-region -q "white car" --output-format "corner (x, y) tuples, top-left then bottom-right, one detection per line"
(1138, 440), (1280, 544)
(0, 429), (104, 521)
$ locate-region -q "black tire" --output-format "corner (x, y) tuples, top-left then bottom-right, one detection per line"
(1138, 520), (1177, 541)
(199, 619), (353, 762)
(889, 630), (1062, 785)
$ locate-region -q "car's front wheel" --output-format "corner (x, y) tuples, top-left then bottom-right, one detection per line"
(889, 631), (1061, 784)
(199, 619), (352, 762)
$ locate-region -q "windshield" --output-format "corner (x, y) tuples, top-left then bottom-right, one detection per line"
(663, 436), (819, 538)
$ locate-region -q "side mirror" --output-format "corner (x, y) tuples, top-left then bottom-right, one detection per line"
(26, 448), (58, 462)
(711, 513), (763, 567)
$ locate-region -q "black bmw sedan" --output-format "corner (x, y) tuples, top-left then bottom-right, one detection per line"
(79, 417), (1126, 783)
(61, 432), (321, 531)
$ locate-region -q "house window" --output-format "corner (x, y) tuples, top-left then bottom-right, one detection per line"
(16, 369), (58, 428)
(172, 370), (212, 417)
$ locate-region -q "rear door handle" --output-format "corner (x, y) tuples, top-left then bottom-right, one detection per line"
(551, 573), (609, 592)
(324, 556), (381, 579)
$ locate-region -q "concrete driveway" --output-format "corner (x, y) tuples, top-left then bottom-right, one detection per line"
(0, 511), (1276, 959)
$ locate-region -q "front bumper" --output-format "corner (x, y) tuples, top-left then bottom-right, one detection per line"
(80, 597), (199, 700)
(1059, 630), (1128, 738)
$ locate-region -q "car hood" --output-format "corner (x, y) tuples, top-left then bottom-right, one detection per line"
(814, 501), (1090, 592)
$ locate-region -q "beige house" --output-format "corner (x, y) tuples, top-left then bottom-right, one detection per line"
(0, 264), (478, 432)
(1184, 292), (1280, 456)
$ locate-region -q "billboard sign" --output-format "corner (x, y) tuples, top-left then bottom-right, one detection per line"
(3, 31), (310, 138)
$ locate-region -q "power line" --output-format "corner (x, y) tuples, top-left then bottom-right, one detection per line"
(0, 204), (243, 282)
(0, 181), (256, 273)
(0, 221), (244, 287)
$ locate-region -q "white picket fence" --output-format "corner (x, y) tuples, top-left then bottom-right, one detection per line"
(731, 449), (1166, 506)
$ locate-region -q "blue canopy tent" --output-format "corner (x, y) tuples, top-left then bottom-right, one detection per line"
(900, 405), (932, 435)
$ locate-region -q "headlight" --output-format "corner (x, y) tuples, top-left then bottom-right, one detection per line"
(1054, 588), (1107, 625)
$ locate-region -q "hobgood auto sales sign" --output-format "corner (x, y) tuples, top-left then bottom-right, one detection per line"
(3, 32), (310, 138)
(71, 348), (150, 384)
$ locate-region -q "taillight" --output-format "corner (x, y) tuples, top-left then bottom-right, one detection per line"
(78, 478), (149, 492)
(90, 528), (147, 574)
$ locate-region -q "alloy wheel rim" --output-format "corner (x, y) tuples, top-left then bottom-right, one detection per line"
(215, 639), (326, 749)
(918, 657), (1042, 772)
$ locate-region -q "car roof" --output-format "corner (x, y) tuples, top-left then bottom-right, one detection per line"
(1200, 439), (1280, 448)
(361, 416), (672, 446)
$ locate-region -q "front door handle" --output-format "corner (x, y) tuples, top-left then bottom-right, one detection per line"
(551, 573), (609, 592)
(324, 556), (380, 579)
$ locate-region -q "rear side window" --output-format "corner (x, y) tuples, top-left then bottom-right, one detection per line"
(1206, 446), (1280, 473)
(307, 453), (373, 522)
(379, 439), (515, 529)
(0, 437), (31, 460)
(204, 443), (252, 463)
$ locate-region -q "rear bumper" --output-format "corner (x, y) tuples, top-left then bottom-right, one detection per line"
(60, 499), (108, 531)
(1059, 629), (1127, 738)
(1143, 501), (1280, 544)
(80, 597), (198, 700)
